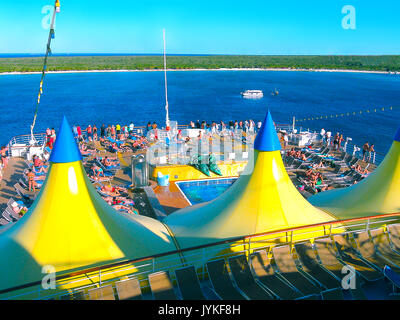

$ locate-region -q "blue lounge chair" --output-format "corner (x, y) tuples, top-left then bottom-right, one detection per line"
(384, 265), (400, 294)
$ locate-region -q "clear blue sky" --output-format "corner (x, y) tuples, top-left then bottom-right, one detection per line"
(0, 0), (399, 55)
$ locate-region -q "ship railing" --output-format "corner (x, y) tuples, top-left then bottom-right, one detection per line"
(2, 211), (400, 300)
(295, 126), (386, 166)
(6, 133), (47, 159)
(337, 139), (385, 165)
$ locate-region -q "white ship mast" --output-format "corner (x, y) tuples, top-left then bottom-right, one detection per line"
(163, 29), (170, 128)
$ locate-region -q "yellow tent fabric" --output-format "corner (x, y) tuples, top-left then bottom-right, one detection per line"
(165, 149), (337, 249)
(309, 140), (400, 219)
(0, 118), (177, 293)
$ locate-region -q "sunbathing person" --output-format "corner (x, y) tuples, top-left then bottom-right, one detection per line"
(353, 164), (370, 176)
(102, 156), (119, 167)
(102, 196), (134, 206)
(109, 142), (120, 153)
(91, 164), (105, 178)
(100, 184), (127, 197)
(79, 143), (94, 156)
(31, 155), (48, 173)
(27, 169), (37, 192)
(11, 201), (28, 217)
(316, 184), (334, 193)
(312, 159), (324, 169)
(112, 204), (136, 215)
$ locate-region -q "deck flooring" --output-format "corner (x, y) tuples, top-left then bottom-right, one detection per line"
(0, 157), (28, 209)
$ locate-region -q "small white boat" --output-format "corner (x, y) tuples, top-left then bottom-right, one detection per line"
(241, 90), (263, 99)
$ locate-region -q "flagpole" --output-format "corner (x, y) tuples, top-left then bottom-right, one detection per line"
(163, 29), (170, 128)
(30, 0), (59, 144)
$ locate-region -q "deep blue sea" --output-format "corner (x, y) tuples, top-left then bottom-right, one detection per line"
(0, 70), (399, 155)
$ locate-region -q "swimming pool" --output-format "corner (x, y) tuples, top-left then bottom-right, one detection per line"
(176, 178), (237, 205)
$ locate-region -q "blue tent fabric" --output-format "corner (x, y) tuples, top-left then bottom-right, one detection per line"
(49, 116), (83, 163)
(394, 126), (400, 143)
(254, 110), (281, 152)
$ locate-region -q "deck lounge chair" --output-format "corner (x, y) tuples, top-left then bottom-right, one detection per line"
(250, 250), (302, 299)
(88, 285), (115, 300)
(60, 291), (86, 300)
(314, 237), (355, 281)
(272, 246), (322, 295)
(284, 156), (295, 167)
(206, 259), (246, 300)
(295, 294), (320, 300)
(348, 158), (359, 168)
(321, 288), (344, 300)
(115, 278), (142, 300)
(148, 271), (177, 300)
(315, 146), (329, 155)
(333, 234), (382, 281)
(287, 160), (303, 172)
(175, 266), (207, 300)
(383, 265), (400, 294)
(2, 209), (14, 222)
(353, 231), (400, 272)
(13, 183), (36, 202)
(349, 280), (368, 300)
(368, 229), (400, 270)
(5, 206), (20, 221)
(96, 157), (121, 173)
(387, 224), (400, 254)
(0, 217), (10, 226)
(228, 255), (274, 300)
(294, 242), (341, 289)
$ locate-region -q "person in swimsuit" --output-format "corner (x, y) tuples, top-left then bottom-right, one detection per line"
(362, 142), (370, 161)
(27, 169), (36, 192)
(0, 146), (8, 168)
(11, 201), (28, 217)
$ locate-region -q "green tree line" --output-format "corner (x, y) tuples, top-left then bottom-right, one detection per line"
(0, 55), (400, 73)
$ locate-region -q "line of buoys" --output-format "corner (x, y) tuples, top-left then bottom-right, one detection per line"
(295, 106), (398, 123)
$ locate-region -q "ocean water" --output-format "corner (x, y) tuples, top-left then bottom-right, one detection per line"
(0, 70), (399, 155)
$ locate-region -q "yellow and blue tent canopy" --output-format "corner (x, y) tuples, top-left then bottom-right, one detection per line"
(164, 110), (337, 249)
(309, 126), (400, 219)
(0, 116), (177, 292)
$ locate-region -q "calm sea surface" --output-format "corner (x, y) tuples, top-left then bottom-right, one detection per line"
(0, 70), (399, 155)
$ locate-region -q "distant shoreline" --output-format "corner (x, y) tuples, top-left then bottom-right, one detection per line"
(0, 67), (398, 76)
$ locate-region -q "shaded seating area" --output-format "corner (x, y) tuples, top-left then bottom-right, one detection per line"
(321, 288), (344, 300)
(115, 278), (143, 300)
(353, 231), (400, 272)
(148, 271), (177, 300)
(88, 285), (116, 300)
(175, 266), (207, 300)
(206, 259), (246, 300)
(387, 224), (400, 254)
(228, 255), (274, 300)
(294, 242), (341, 289)
(370, 228), (400, 268)
(250, 250), (302, 299)
(272, 245), (322, 295)
(50, 229), (400, 301)
(333, 234), (383, 281)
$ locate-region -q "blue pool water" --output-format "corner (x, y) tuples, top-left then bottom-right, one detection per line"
(0, 70), (399, 154)
(176, 178), (237, 205)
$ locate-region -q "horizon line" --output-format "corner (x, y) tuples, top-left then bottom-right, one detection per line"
(1, 53), (400, 57)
